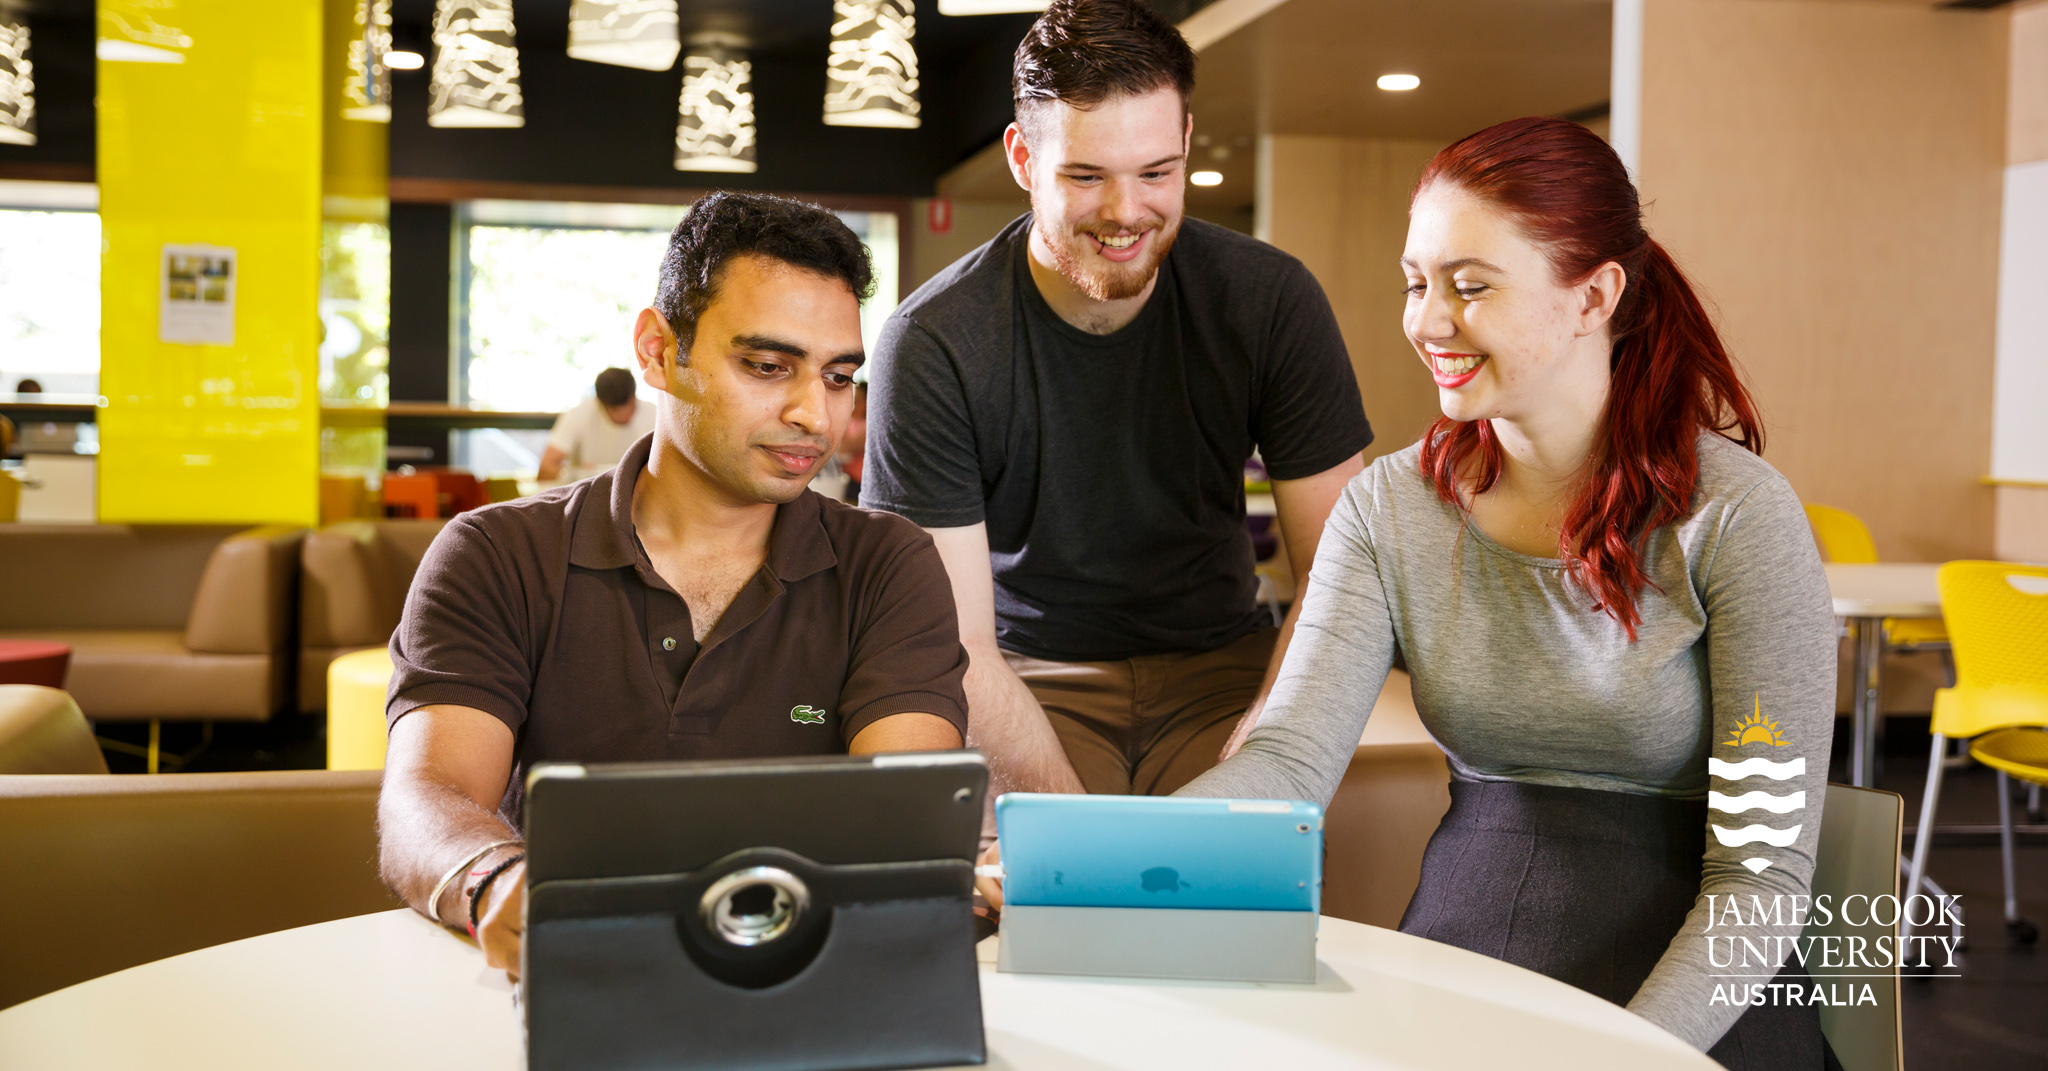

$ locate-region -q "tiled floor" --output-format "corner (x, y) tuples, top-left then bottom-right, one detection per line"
(102, 712), (2046, 1068)
(1853, 718), (2048, 1071)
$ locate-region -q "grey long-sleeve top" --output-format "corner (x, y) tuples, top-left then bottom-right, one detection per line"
(1181, 434), (1837, 1051)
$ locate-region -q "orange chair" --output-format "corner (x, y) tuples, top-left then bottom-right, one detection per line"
(381, 469), (487, 519)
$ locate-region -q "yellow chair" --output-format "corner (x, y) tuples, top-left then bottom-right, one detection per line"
(1803, 503), (1950, 649)
(327, 646), (394, 771)
(1904, 561), (2048, 947)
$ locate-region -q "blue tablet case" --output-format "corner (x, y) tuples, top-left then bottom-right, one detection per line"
(995, 794), (1322, 912)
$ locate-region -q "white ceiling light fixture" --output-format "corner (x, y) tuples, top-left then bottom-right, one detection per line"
(675, 35), (756, 174)
(385, 50), (425, 70)
(1189, 170), (1223, 187)
(824, 0), (920, 129)
(1376, 73), (1420, 92)
(343, 0), (393, 122)
(0, 5), (34, 146)
(935, 0), (1047, 12)
(568, 0), (680, 72)
(428, 0), (525, 128)
(96, 3), (191, 64)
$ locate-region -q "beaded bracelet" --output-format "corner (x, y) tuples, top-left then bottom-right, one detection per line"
(467, 852), (527, 937)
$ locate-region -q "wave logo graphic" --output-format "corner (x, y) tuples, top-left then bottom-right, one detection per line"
(1709, 790), (1806, 815)
(1712, 696), (1804, 873)
(1708, 757), (1805, 781)
(1711, 823), (1803, 848)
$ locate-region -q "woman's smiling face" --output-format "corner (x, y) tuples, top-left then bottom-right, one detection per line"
(1401, 182), (1614, 425)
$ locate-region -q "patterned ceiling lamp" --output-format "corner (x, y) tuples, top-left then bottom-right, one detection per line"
(343, 0), (393, 122)
(567, 0), (679, 71)
(0, 3), (34, 146)
(674, 35), (755, 174)
(428, 0), (524, 128)
(823, 0), (920, 129)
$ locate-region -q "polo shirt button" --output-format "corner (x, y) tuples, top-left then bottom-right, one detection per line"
(662, 637), (677, 651)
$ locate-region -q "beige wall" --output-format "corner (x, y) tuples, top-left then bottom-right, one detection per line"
(1995, 1), (2048, 562)
(1638, 0), (2009, 564)
(904, 197), (1028, 293)
(1256, 135), (1448, 465)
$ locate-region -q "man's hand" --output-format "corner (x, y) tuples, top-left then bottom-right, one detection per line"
(925, 523), (1086, 798)
(974, 842), (1005, 910)
(474, 860), (526, 978)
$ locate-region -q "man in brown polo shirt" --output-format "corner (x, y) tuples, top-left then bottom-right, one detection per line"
(377, 192), (969, 979)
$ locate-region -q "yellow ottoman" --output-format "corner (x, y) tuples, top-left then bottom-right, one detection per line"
(327, 647), (393, 770)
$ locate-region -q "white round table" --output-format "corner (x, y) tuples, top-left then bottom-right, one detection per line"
(1824, 563), (1944, 787)
(0, 910), (1715, 1070)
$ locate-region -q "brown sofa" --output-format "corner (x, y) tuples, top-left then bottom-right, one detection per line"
(0, 525), (304, 722)
(298, 519), (444, 712)
(0, 768), (397, 1009)
(0, 686), (109, 775)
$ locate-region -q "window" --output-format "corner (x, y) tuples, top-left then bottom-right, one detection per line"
(0, 186), (101, 397)
(456, 199), (900, 414)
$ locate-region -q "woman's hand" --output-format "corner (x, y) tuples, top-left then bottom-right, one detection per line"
(974, 842), (1005, 910)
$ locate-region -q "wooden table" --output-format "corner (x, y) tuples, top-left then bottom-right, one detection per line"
(0, 909), (1715, 1070)
(1824, 563), (1944, 788)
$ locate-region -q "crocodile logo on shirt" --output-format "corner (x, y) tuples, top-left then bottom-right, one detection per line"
(790, 705), (828, 725)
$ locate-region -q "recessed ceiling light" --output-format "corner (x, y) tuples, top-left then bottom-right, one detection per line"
(386, 50), (425, 70)
(1377, 73), (1420, 91)
(1190, 170), (1223, 187)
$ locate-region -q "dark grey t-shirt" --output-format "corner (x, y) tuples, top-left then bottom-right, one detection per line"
(861, 214), (1372, 662)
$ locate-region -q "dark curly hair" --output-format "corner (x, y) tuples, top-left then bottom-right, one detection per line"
(1013, 0), (1195, 142)
(654, 191), (875, 358)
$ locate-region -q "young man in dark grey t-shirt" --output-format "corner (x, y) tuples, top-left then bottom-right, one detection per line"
(862, 0), (1371, 806)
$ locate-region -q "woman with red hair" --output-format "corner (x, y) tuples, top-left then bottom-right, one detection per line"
(1187, 118), (1838, 1066)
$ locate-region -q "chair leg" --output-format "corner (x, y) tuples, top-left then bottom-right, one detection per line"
(2030, 781), (2042, 824)
(147, 718), (160, 775)
(1998, 770), (2040, 946)
(1903, 732), (1947, 942)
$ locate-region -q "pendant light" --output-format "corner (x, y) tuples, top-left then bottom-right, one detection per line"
(824, 0), (920, 129)
(343, 0), (393, 122)
(0, 4), (32, 146)
(428, 0), (524, 128)
(675, 35), (756, 173)
(568, 0), (680, 71)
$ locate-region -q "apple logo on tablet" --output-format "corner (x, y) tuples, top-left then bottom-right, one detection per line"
(1141, 867), (1189, 893)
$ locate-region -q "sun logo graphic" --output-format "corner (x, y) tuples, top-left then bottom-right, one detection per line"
(1709, 694), (1802, 874)
(1725, 694), (1790, 747)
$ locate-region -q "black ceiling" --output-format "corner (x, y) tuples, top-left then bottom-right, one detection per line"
(0, 0), (1044, 197)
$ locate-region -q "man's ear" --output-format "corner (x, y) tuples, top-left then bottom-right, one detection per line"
(1003, 121), (1033, 193)
(633, 308), (681, 394)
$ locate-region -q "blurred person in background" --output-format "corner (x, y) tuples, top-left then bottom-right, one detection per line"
(537, 366), (655, 482)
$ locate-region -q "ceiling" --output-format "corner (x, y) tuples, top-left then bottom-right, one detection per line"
(941, 0), (1612, 217)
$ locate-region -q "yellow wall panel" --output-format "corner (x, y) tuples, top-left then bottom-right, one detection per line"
(97, 0), (325, 525)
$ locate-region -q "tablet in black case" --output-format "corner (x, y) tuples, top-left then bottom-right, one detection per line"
(522, 751), (990, 1071)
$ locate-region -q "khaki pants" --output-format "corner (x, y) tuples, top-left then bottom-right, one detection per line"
(1003, 627), (1279, 797)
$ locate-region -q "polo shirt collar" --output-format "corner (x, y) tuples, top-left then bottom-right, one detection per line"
(568, 431), (839, 584)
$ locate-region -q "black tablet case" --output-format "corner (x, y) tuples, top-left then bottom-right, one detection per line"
(522, 754), (989, 1071)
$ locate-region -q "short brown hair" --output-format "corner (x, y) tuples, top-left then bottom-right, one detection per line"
(594, 367), (636, 408)
(1012, 0), (1195, 140)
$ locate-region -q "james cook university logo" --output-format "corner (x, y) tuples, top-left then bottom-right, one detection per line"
(1708, 695), (1803, 876)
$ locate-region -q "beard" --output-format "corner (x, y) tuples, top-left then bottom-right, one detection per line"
(1033, 202), (1181, 302)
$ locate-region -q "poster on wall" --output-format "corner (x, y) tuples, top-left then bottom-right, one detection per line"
(159, 244), (236, 346)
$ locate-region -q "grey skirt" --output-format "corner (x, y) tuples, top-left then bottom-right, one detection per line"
(1400, 780), (1838, 1071)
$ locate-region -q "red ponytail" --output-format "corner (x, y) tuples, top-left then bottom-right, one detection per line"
(1415, 117), (1763, 640)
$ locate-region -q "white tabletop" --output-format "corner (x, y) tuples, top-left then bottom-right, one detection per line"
(1824, 562), (1943, 618)
(0, 910), (1713, 1070)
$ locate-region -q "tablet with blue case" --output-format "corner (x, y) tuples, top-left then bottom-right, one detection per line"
(995, 794), (1321, 912)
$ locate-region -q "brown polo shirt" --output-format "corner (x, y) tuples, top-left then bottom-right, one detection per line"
(386, 434), (969, 821)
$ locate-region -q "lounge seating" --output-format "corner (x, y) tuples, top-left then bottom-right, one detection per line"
(0, 768), (395, 1009)
(298, 519), (444, 712)
(0, 686), (108, 775)
(0, 525), (304, 722)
